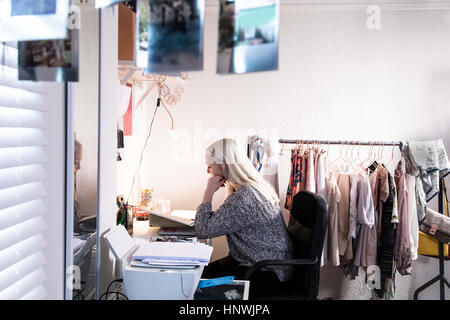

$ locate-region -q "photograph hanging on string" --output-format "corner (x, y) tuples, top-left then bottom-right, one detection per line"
(0, 0), (69, 42)
(217, 0), (279, 74)
(18, 28), (79, 82)
(136, 0), (205, 74)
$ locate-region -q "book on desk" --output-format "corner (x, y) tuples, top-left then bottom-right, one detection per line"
(136, 207), (196, 236)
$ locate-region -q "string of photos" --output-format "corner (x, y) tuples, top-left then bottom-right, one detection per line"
(2, 0), (281, 83)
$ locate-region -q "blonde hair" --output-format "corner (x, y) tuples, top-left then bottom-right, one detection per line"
(205, 138), (279, 205)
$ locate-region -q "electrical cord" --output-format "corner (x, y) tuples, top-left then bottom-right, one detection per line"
(180, 273), (190, 298)
(73, 288), (85, 300)
(99, 292), (129, 300)
(99, 279), (129, 300)
(125, 96), (161, 204)
(106, 279), (123, 295)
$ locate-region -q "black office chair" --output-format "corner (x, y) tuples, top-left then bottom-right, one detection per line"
(244, 191), (328, 300)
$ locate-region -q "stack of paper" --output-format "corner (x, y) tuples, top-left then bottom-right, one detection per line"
(132, 242), (213, 267)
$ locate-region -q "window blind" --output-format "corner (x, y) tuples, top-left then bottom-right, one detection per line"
(0, 42), (50, 300)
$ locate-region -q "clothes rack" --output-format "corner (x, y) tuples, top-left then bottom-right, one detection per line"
(278, 139), (401, 147)
(279, 138), (448, 300)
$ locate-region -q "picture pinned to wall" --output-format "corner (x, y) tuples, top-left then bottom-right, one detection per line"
(217, 0), (279, 75)
(0, 0), (69, 42)
(136, 0), (205, 74)
(18, 28), (79, 82)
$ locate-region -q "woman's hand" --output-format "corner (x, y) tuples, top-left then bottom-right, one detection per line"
(203, 175), (225, 203)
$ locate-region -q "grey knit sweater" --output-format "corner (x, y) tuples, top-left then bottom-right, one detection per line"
(195, 184), (294, 282)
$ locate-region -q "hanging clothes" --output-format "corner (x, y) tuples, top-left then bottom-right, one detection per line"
(391, 183), (399, 224)
(300, 155), (307, 192)
(248, 135), (280, 196)
(349, 174), (359, 239)
(394, 160), (412, 275)
(376, 164), (390, 237)
(316, 152), (327, 266)
(340, 173), (360, 277)
(248, 136), (265, 172)
(123, 83), (133, 136)
(316, 152), (327, 199)
(336, 173), (352, 263)
(401, 139), (450, 222)
(341, 171), (376, 279)
(406, 174), (419, 260)
(375, 173), (396, 299)
(326, 169), (341, 266)
(362, 163), (388, 269)
(284, 149), (302, 210)
(353, 173), (375, 268)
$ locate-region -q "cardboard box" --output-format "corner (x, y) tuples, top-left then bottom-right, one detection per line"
(118, 3), (136, 61)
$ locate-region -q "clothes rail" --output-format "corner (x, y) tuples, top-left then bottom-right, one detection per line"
(279, 137), (448, 300)
(278, 139), (401, 147)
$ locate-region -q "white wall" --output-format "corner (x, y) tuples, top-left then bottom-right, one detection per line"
(117, 3), (450, 299)
(42, 83), (66, 299)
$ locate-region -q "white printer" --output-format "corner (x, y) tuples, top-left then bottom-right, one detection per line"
(104, 225), (207, 300)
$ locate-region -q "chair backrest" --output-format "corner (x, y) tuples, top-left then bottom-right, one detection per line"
(287, 191), (328, 299)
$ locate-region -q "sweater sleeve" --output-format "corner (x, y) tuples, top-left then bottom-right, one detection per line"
(194, 190), (253, 239)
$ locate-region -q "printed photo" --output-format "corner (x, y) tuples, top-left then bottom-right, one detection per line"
(217, 0), (279, 74)
(18, 29), (79, 82)
(136, 0), (204, 74)
(11, 0), (56, 16)
(0, 0), (68, 42)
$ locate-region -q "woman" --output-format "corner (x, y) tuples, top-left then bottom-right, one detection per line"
(195, 138), (294, 291)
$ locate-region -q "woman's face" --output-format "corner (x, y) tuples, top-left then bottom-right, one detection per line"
(207, 162), (224, 178)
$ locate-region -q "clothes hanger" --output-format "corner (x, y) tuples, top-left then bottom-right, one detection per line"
(360, 141), (370, 169)
(297, 141), (303, 156)
(385, 142), (395, 168)
(380, 143), (385, 163)
(374, 143), (380, 162)
(355, 142), (368, 175)
(333, 141), (348, 173)
(389, 143), (402, 180)
(349, 142), (361, 172)
(320, 142), (326, 155)
(322, 140), (331, 170)
(363, 141), (377, 173)
(330, 141), (342, 170)
(348, 141), (359, 173)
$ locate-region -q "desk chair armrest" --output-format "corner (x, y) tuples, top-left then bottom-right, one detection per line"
(244, 257), (318, 280)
